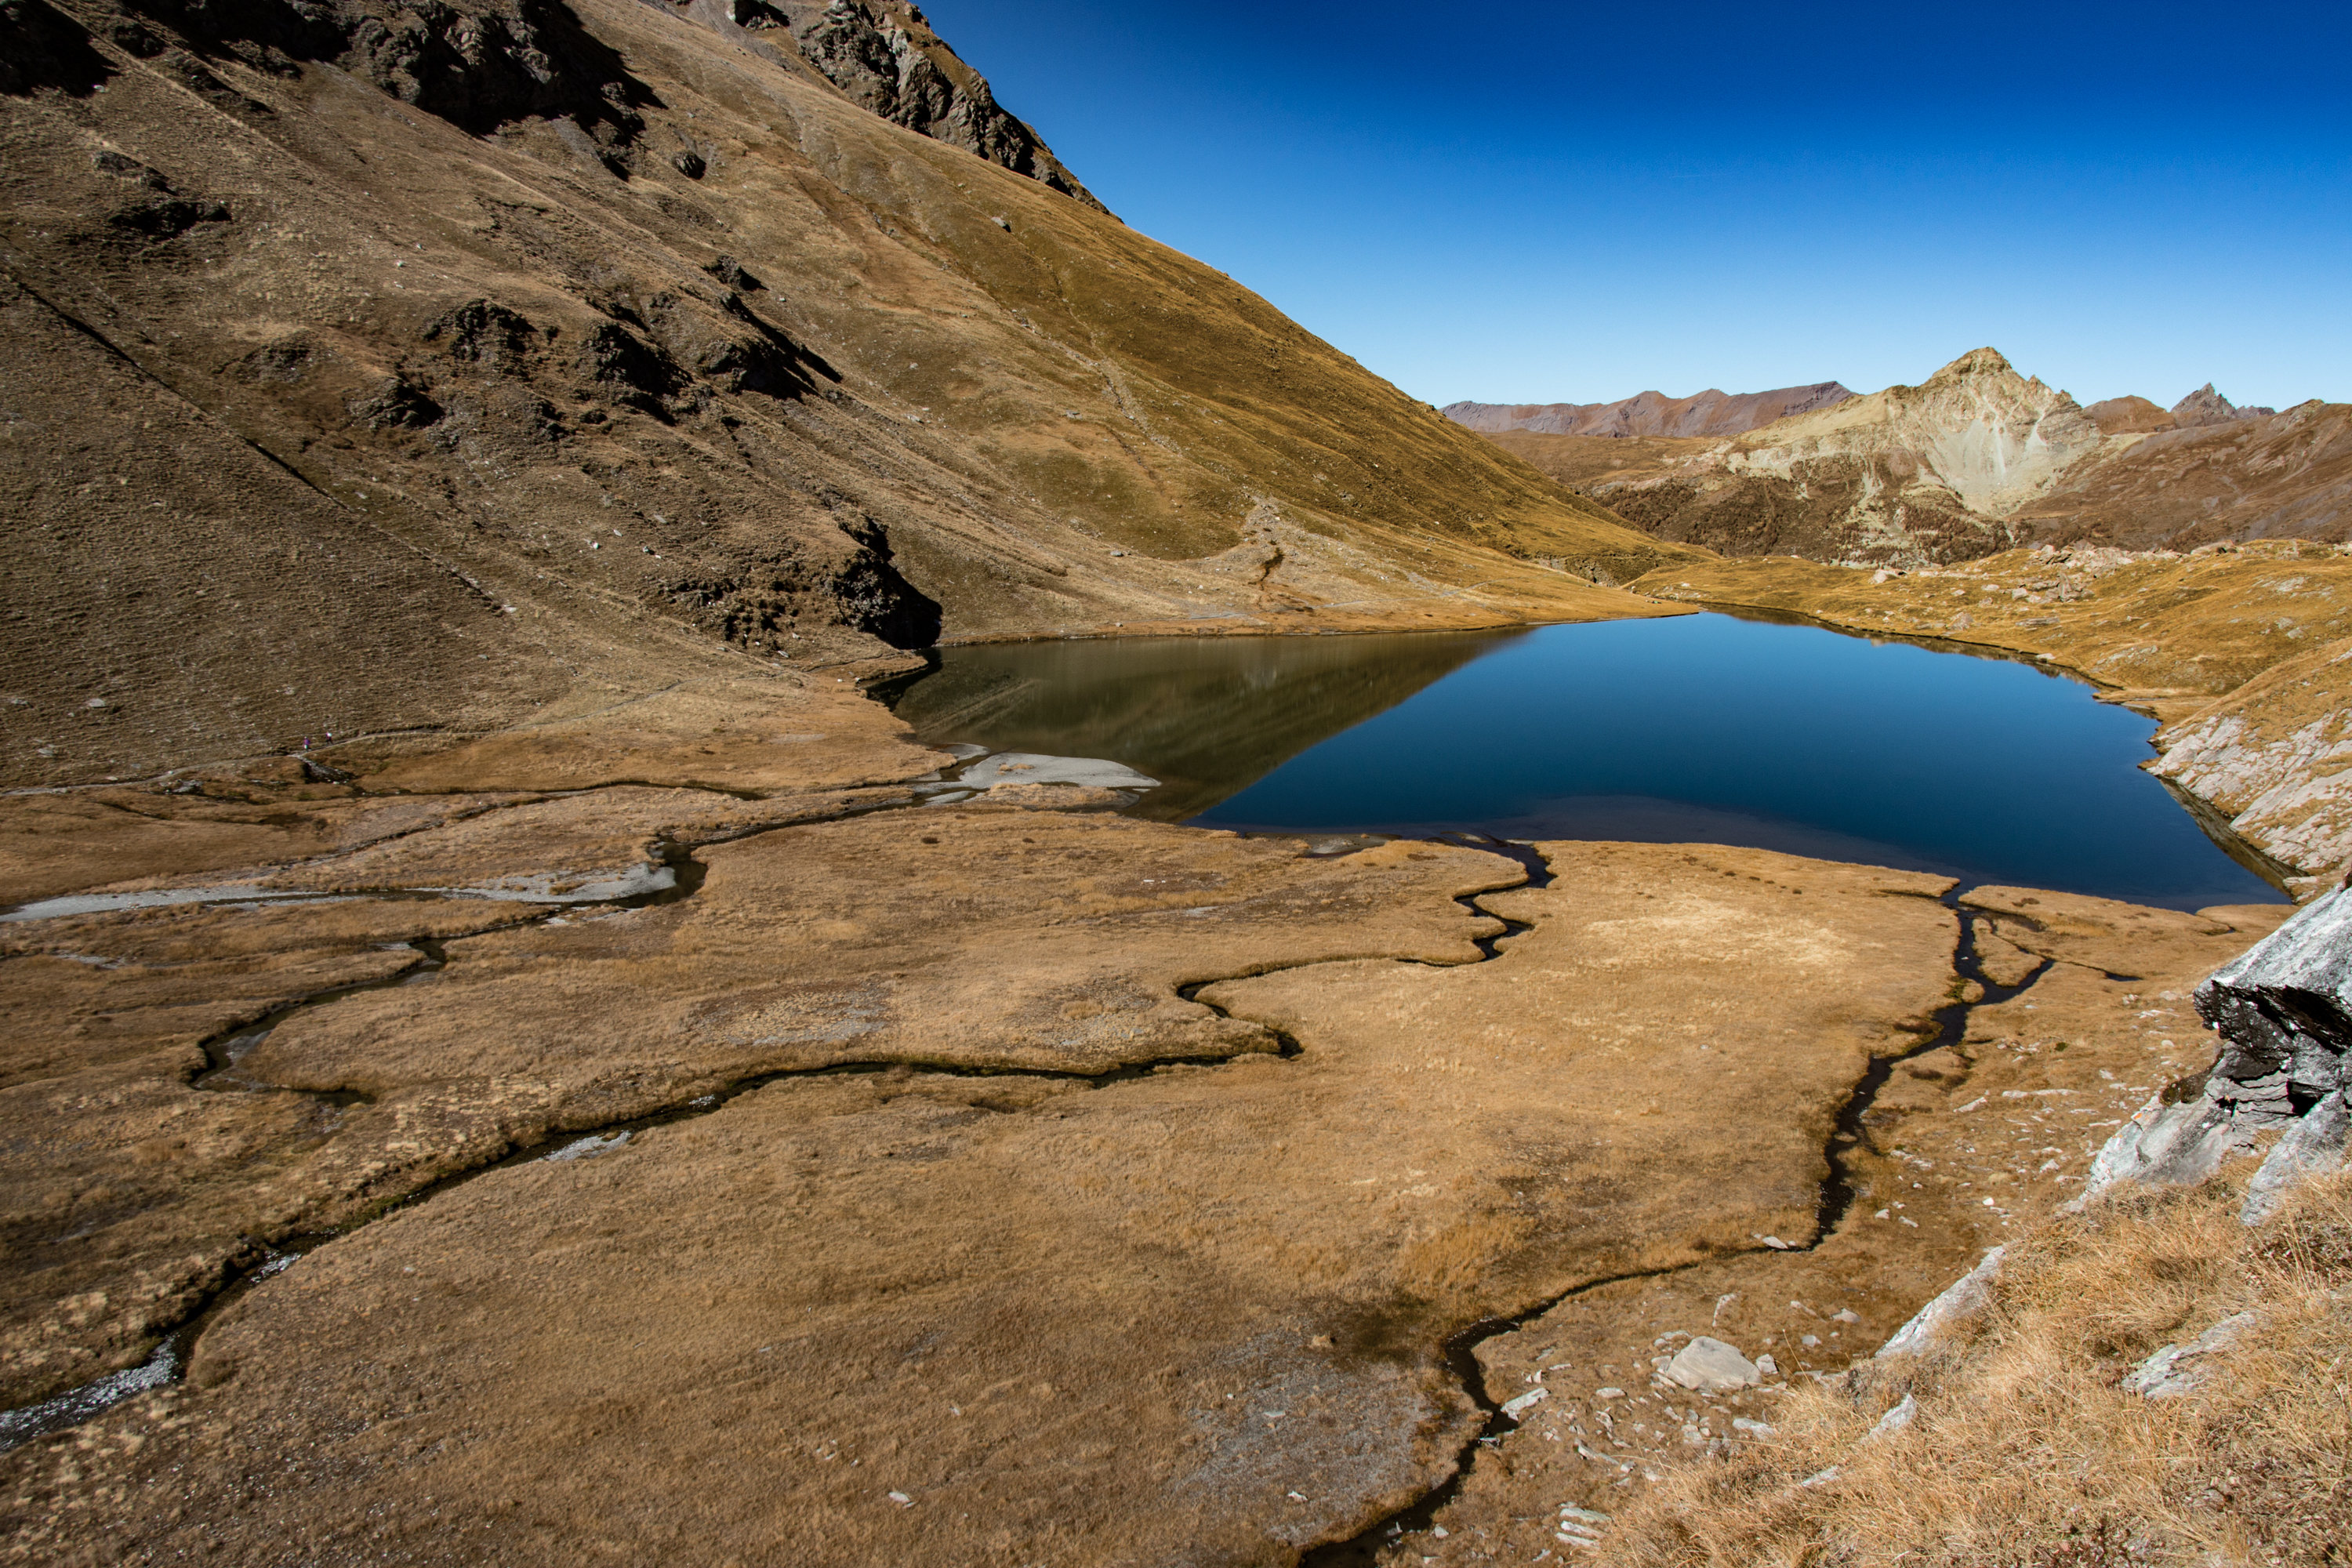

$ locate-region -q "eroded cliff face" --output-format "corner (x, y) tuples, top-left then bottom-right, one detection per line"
(0, 0), (1688, 789)
(752, 0), (1103, 209)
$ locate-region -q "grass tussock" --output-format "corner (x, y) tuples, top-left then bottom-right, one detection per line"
(1602, 1168), (2352, 1566)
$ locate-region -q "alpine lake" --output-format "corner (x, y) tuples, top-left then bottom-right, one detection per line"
(876, 611), (2283, 912)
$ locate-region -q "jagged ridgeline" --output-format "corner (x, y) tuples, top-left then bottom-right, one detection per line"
(0, 0), (1677, 787)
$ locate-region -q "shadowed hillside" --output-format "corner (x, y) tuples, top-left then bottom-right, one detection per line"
(0, 0), (1693, 789)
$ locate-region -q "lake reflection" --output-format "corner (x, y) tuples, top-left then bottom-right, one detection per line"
(877, 628), (1519, 822)
(879, 615), (2285, 911)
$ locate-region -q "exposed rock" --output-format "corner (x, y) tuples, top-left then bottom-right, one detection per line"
(953, 752), (1159, 793)
(1861, 1391), (1917, 1440)
(2149, 640), (2352, 895)
(1878, 1246), (2005, 1359)
(1662, 1336), (1759, 1393)
(2073, 884), (2350, 1210)
(2122, 1309), (2256, 1399)
(2241, 1091), (2348, 1225)
(2196, 883), (2351, 1111)
(769, 0), (1104, 210)
(2169, 384), (2274, 428)
(1445, 382), (1855, 439)
(2075, 1091), (2258, 1202)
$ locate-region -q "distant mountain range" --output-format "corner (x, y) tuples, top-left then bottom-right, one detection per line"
(1445, 382), (1856, 438)
(2085, 385), (2278, 433)
(1464, 354), (2347, 564)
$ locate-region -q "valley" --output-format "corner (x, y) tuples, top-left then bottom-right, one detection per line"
(2, 2), (2348, 1566)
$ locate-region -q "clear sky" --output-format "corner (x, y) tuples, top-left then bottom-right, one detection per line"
(919, 1), (2350, 412)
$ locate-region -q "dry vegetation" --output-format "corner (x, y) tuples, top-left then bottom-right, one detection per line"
(1601, 1168), (2352, 1566)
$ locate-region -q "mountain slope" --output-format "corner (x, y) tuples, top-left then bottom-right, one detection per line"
(1557, 350), (2103, 563)
(1444, 379), (1852, 438)
(1482, 350), (2351, 566)
(2016, 400), (2352, 550)
(0, 0), (1693, 789)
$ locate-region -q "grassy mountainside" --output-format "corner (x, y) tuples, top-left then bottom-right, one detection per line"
(0, 0), (1692, 789)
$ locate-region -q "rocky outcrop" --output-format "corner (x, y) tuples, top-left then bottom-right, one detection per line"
(749, 0), (1103, 209)
(104, 0), (656, 143)
(2151, 637), (2352, 895)
(2077, 883), (2351, 1212)
(1444, 381), (1854, 439)
(2199, 883), (2352, 1111)
(2170, 383), (2275, 427)
(1876, 1246), (2005, 1359)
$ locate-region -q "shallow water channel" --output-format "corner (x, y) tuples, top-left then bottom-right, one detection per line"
(880, 612), (2282, 911)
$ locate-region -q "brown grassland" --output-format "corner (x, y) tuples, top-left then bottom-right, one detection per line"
(1602, 1169), (2351, 1566)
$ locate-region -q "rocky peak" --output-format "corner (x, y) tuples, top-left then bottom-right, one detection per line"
(2172, 383), (2276, 426)
(2172, 383), (2240, 426)
(1720, 346), (2100, 519)
(1924, 346), (2023, 385)
(743, 0), (1105, 211)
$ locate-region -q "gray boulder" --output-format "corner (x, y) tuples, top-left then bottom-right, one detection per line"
(2197, 884), (2352, 1112)
(2074, 1093), (2258, 1205)
(1662, 1337), (1759, 1394)
(2122, 1311), (2256, 1399)
(2241, 1091), (2349, 1225)
(956, 753), (1160, 793)
(2078, 885), (2350, 1213)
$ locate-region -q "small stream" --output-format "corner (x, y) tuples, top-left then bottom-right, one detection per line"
(0, 825), (1547, 1454)
(0, 618), (2293, 1537)
(1301, 880), (2063, 1564)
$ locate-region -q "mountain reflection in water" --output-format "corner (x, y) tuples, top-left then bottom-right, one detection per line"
(875, 629), (1519, 822)
(877, 615), (2286, 912)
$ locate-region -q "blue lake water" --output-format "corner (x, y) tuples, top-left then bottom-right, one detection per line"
(880, 613), (2285, 911)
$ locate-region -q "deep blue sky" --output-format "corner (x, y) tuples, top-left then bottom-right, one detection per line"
(921, 2), (2351, 412)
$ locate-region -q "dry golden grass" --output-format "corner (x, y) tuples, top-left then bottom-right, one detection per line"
(1602, 1168), (2352, 1566)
